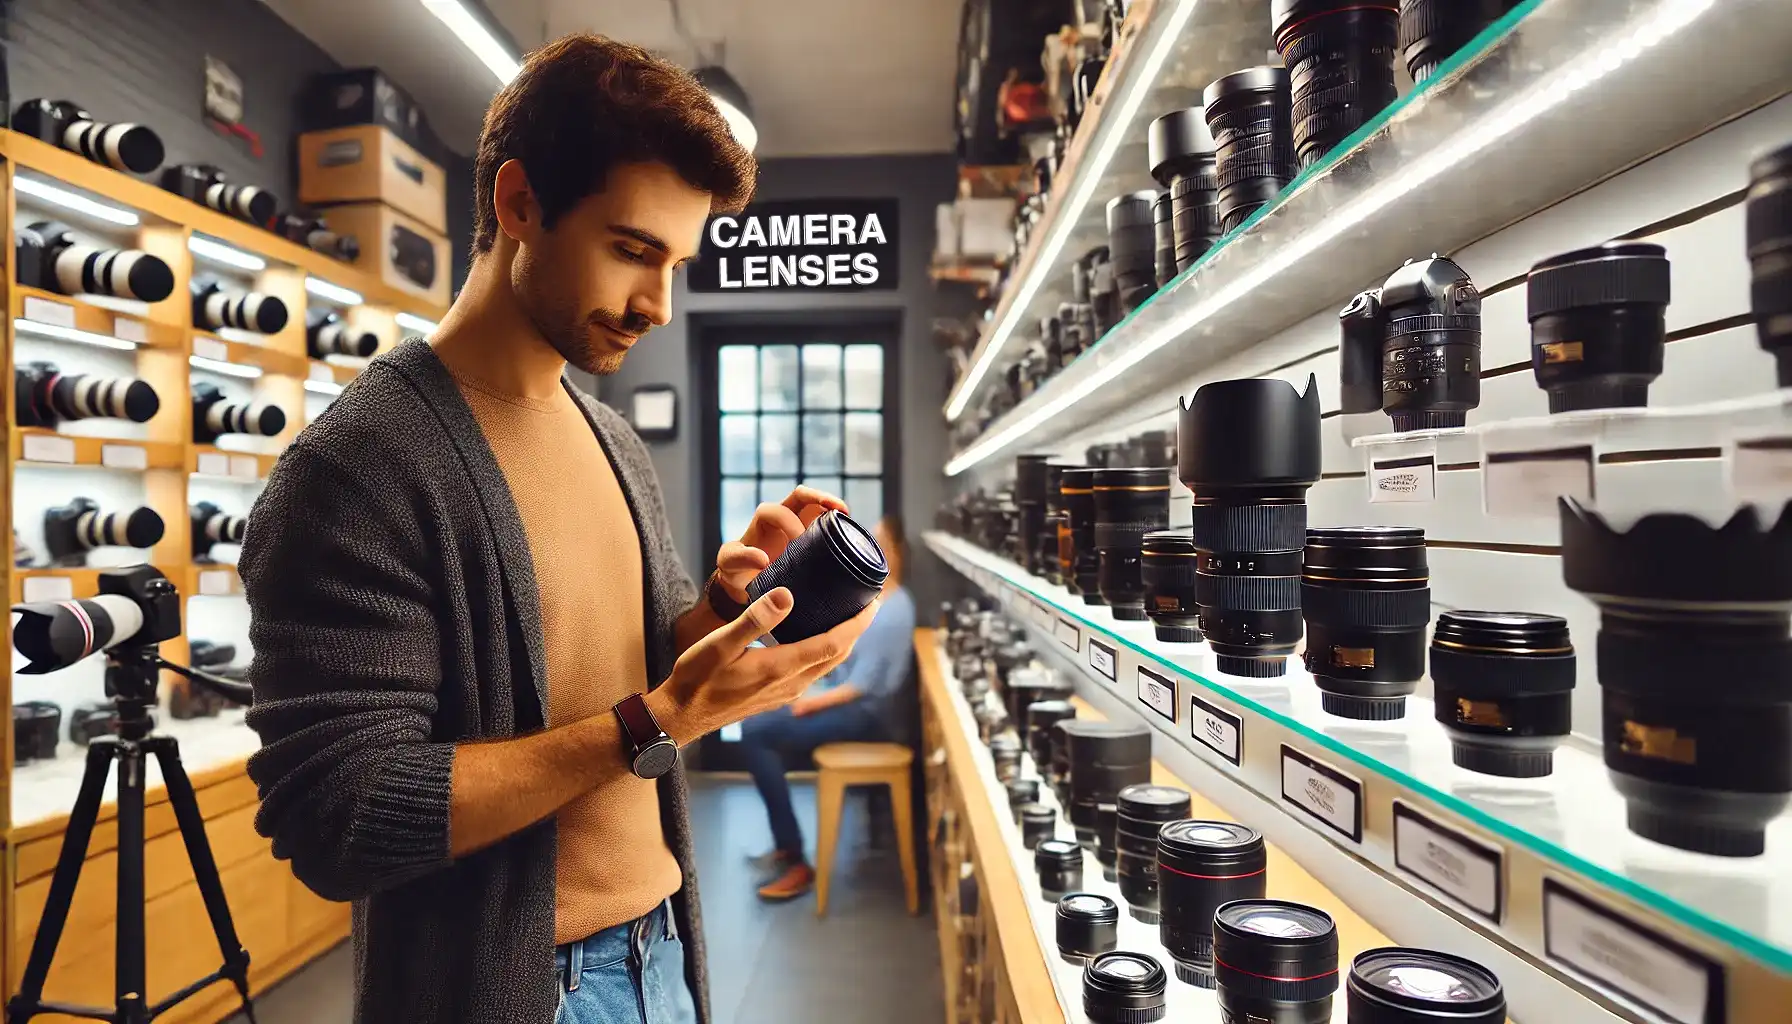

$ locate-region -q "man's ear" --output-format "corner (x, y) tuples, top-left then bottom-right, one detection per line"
(491, 159), (539, 243)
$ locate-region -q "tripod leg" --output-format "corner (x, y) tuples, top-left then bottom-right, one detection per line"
(115, 742), (149, 1024)
(7, 740), (117, 1023)
(148, 738), (257, 1024)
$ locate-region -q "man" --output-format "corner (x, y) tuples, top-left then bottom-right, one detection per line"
(240, 34), (876, 1024)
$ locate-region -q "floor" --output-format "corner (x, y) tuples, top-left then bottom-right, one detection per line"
(226, 775), (943, 1024)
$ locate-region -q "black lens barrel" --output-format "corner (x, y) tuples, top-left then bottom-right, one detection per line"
(1273, 1), (1400, 169)
(1065, 721), (1154, 847)
(1745, 141), (1792, 387)
(1303, 527), (1431, 721)
(1021, 803), (1059, 850)
(1204, 67), (1297, 234)
(1114, 785), (1192, 924)
(1028, 699), (1078, 773)
(1095, 467), (1172, 620)
(1214, 900), (1339, 1024)
(1431, 611), (1575, 778)
(1142, 529), (1202, 643)
(1057, 892), (1121, 965)
(1063, 468), (1105, 603)
(1037, 838), (1084, 900)
(1157, 821), (1267, 987)
(1528, 241), (1671, 413)
(746, 510), (887, 643)
(1083, 951), (1169, 1024)
(1109, 191), (1162, 314)
(1153, 192), (1176, 288)
(1149, 106), (1222, 271)
(1398, 0), (1520, 84)
(1348, 947), (1506, 1024)
(1339, 289), (1388, 415)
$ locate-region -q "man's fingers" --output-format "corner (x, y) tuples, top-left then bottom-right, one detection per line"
(716, 541), (770, 572)
(780, 487), (846, 518)
(767, 599), (881, 675)
(693, 587), (793, 670)
(743, 502), (805, 556)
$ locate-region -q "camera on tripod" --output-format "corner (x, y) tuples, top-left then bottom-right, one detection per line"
(16, 221), (176, 303)
(160, 164), (277, 227)
(16, 361), (161, 429)
(43, 497), (165, 568)
(191, 502), (246, 563)
(12, 98), (165, 175)
(191, 382), (286, 444)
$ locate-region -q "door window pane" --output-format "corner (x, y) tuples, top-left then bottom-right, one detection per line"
(760, 414), (799, 475)
(844, 344), (883, 410)
(802, 413), (842, 473)
(721, 479), (758, 541)
(759, 477), (798, 504)
(844, 478), (883, 527)
(718, 346), (758, 411)
(802, 345), (842, 409)
(844, 413), (882, 475)
(759, 346), (799, 411)
(804, 476), (844, 499)
(720, 415), (757, 474)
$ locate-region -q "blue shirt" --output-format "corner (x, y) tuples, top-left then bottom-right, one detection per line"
(816, 586), (917, 713)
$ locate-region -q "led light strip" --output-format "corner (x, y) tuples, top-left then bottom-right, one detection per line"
(13, 175), (141, 226)
(943, 0), (1199, 422)
(304, 379), (345, 397)
(189, 235), (267, 272)
(305, 277), (364, 306)
(14, 318), (140, 352)
(395, 312), (440, 335)
(189, 355), (263, 379)
(945, 0), (1716, 477)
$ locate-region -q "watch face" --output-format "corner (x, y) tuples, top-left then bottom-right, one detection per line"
(634, 740), (679, 779)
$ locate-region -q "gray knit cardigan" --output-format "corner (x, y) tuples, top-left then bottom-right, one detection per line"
(239, 338), (707, 1024)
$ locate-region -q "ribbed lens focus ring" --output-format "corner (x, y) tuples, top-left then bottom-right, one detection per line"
(1302, 527), (1430, 720)
(1213, 900), (1339, 1021)
(1096, 469), (1171, 618)
(1275, 6), (1400, 168)
(1142, 530), (1202, 642)
(1528, 241), (1671, 413)
(1084, 951), (1169, 1024)
(1748, 142), (1792, 387)
(1203, 67), (1296, 234)
(1157, 820), (1266, 986)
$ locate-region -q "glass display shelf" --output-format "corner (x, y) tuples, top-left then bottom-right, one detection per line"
(926, 530), (1792, 1001)
(946, 0), (1792, 476)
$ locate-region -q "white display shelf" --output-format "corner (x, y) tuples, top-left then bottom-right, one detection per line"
(928, 530), (1792, 1020)
(945, 0), (1792, 476)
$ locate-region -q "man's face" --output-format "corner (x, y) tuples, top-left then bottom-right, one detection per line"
(513, 161), (712, 375)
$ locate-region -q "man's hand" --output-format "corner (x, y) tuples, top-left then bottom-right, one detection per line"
(712, 486), (847, 604)
(650, 586), (879, 744)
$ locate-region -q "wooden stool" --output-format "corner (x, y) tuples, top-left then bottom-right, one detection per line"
(813, 742), (919, 917)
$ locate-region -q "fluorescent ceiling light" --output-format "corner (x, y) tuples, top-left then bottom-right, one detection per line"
(395, 312), (439, 335)
(189, 355), (263, 379)
(305, 277), (363, 306)
(304, 379), (345, 397)
(189, 235), (266, 272)
(14, 175), (140, 227)
(422, 0), (519, 84)
(694, 66), (758, 154)
(14, 318), (139, 352)
(944, 0), (1714, 476)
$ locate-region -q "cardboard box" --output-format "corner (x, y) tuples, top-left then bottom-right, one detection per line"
(299, 125), (447, 234)
(318, 202), (450, 308)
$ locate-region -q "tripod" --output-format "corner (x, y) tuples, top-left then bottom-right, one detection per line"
(7, 645), (258, 1024)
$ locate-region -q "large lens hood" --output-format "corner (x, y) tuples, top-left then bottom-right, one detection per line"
(1177, 375), (1322, 496)
(1560, 499), (1792, 605)
(1148, 107), (1218, 187)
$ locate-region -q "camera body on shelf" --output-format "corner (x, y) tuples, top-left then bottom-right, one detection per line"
(191, 382), (286, 445)
(12, 97), (164, 174)
(161, 164), (278, 227)
(43, 498), (165, 567)
(15, 361), (161, 428)
(15, 220), (175, 303)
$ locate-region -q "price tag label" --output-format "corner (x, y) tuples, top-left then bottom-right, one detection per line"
(229, 456), (260, 480)
(1055, 618), (1080, 652)
(193, 336), (230, 362)
(1369, 454), (1436, 503)
(21, 575), (74, 602)
(198, 570), (234, 596)
(101, 444), (148, 470)
(112, 317), (147, 345)
(309, 362), (337, 382)
(1393, 802), (1503, 922)
(22, 296), (76, 328)
(21, 433), (77, 464)
(1729, 435), (1792, 503)
(1137, 666), (1176, 722)
(1280, 746), (1363, 844)
(1483, 446), (1594, 518)
(1190, 693), (1242, 766)
(196, 451), (231, 476)
(1087, 638), (1116, 681)
(1542, 880), (1722, 1024)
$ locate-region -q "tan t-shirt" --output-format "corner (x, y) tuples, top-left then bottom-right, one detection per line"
(451, 368), (683, 944)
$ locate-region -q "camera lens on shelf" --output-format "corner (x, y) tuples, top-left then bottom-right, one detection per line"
(1157, 820), (1267, 987)
(1051, 718), (1077, 803)
(1095, 467), (1172, 620)
(1379, 256), (1482, 431)
(1142, 530), (1202, 643)
(1095, 802), (1120, 881)
(1153, 191), (1176, 288)
(1089, 247), (1122, 338)
(1063, 468), (1105, 603)
(1430, 611), (1575, 778)
(990, 732), (1024, 782)
(1028, 699), (1077, 774)
(1527, 241), (1671, 412)
(1339, 288), (1388, 415)
(1203, 67), (1297, 234)
(1744, 140), (1792, 387)
(1303, 527), (1431, 721)
(1214, 900), (1340, 1024)
(1108, 191), (1161, 314)
(1084, 951), (1169, 1024)
(746, 510), (889, 643)
(1007, 778), (1041, 821)
(1273, 1), (1400, 169)
(1561, 499), (1792, 857)
(1060, 301), (1092, 367)
(1010, 675), (1072, 735)
(1347, 947), (1506, 1024)
(1037, 838), (1084, 901)
(1057, 893), (1121, 966)
(1179, 376), (1322, 677)
(1044, 462), (1081, 585)
(1398, 0), (1521, 84)
(1021, 803), (1059, 850)
(1065, 721), (1153, 849)
(1149, 106), (1222, 273)
(1016, 453), (1054, 575)
(1114, 784), (1192, 924)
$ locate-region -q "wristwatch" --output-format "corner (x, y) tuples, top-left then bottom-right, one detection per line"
(613, 693), (678, 779)
(705, 570), (747, 620)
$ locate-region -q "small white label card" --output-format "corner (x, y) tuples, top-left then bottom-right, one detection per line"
(1055, 617), (1080, 652)
(112, 317), (147, 345)
(1392, 801), (1503, 922)
(1087, 638), (1117, 681)
(101, 444), (148, 470)
(1280, 746), (1363, 844)
(23, 295), (76, 328)
(1483, 445), (1594, 518)
(1190, 693), (1242, 766)
(196, 451), (231, 477)
(1729, 435), (1792, 503)
(1137, 665), (1176, 722)
(1542, 880), (1722, 1024)
(309, 362), (337, 382)
(198, 569), (234, 596)
(21, 433), (77, 464)
(1369, 453), (1436, 503)
(229, 455), (261, 480)
(193, 336), (230, 362)
(21, 575), (75, 603)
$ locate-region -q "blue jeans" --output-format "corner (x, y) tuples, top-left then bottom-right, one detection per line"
(737, 702), (885, 857)
(554, 899), (696, 1024)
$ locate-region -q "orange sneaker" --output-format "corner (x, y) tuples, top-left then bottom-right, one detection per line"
(756, 861), (815, 902)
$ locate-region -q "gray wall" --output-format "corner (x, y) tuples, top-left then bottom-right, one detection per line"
(593, 152), (971, 614)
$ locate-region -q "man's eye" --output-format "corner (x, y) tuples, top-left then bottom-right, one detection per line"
(616, 245), (647, 263)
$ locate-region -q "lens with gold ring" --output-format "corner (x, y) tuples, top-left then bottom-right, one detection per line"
(1429, 611), (1575, 778)
(1303, 527), (1430, 720)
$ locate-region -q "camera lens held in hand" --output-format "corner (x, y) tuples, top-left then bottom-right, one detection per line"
(191, 383), (286, 444)
(191, 502), (247, 563)
(1156, 820), (1267, 987)
(15, 362), (160, 428)
(1094, 467), (1171, 620)
(1062, 468), (1105, 603)
(1083, 951), (1169, 1024)
(1142, 530), (1201, 643)
(1149, 107), (1222, 272)
(43, 497), (165, 568)
(1527, 241), (1671, 412)
(1430, 611), (1575, 778)
(13, 98), (165, 174)
(1303, 527), (1430, 721)
(745, 509), (888, 643)
(308, 311), (379, 359)
(1347, 947), (1506, 1024)
(1214, 900), (1340, 1024)
(193, 281), (289, 336)
(160, 164), (277, 226)
(1273, 0), (1400, 169)
(15, 221), (175, 303)
(1379, 256), (1481, 431)
(1746, 139), (1792, 387)
(1204, 67), (1297, 234)
(1398, 0), (1521, 84)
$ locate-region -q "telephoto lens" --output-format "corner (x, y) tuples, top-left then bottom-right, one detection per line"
(1745, 140), (1792, 386)
(1063, 468), (1105, 602)
(1152, 191), (1176, 287)
(1021, 804), (1058, 850)
(192, 281), (289, 335)
(1398, 0), (1521, 84)
(1108, 191), (1161, 314)
(1007, 778), (1042, 820)
(1148, 106), (1222, 272)
(15, 221), (176, 303)
(1090, 247), (1122, 338)
(1303, 527), (1431, 721)
(273, 214), (361, 262)
(1029, 700), (1077, 780)
(1179, 375), (1322, 677)
(1273, 1), (1400, 169)
(1157, 820), (1267, 987)
(1036, 839), (1084, 901)
(1056, 893), (1120, 966)
(191, 383), (286, 444)
(1084, 951), (1169, 1024)
(15, 362), (160, 428)
(1043, 462), (1079, 584)
(1095, 467), (1172, 620)
(990, 732), (1025, 782)
(1379, 256), (1481, 431)
(308, 311), (380, 359)
(1339, 289), (1387, 415)
(191, 502), (248, 562)
(1204, 67), (1297, 234)
(1430, 611), (1575, 778)
(1348, 947), (1506, 1024)
(1214, 900), (1340, 1024)
(1114, 784), (1192, 924)
(1095, 803), (1121, 881)
(13, 99), (165, 174)
(43, 498), (165, 566)
(746, 510), (889, 644)
(160, 164), (278, 225)
(1064, 721), (1153, 849)
(1561, 499), (1792, 857)
(1016, 454), (1054, 576)
(1527, 241), (1671, 412)
(1141, 530), (1202, 643)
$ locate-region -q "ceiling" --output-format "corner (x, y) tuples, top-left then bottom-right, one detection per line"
(266, 0), (962, 159)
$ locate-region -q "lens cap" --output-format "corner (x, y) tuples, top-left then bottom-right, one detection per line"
(1348, 947), (1505, 1023)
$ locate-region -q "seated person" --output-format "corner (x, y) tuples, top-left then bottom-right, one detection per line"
(736, 515), (917, 901)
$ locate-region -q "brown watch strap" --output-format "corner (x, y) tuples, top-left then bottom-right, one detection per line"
(613, 692), (665, 751)
(706, 571), (748, 620)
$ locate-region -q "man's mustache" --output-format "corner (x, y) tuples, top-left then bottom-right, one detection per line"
(590, 308), (652, 337)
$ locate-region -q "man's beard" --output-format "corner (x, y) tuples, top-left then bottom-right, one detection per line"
(515, 253), (650, 376)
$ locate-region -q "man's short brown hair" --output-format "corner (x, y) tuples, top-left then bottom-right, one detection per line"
(472, 33), (757, 253)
